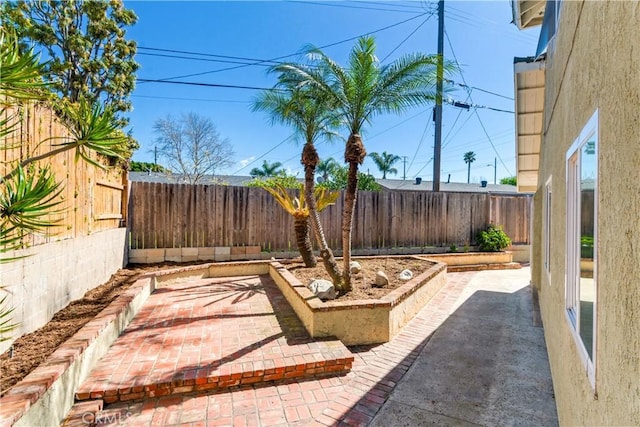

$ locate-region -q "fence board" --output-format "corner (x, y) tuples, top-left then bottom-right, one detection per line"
(1, 102), (126, 251)
(128, 182), (531, 251)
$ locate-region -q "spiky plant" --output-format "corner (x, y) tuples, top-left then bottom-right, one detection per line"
(259, 182), (339, 268)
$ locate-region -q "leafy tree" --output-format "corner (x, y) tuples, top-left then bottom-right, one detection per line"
(500, 176), (517, 186)
(246, 174), (300, 189)
(249, 160), (285, 178)
(316, 157), (339, 183)
(153, 112), (234, 185)
(2, 1), (139, 122)
(273, 36), (449, 291)
(1, 28), (127, 342)
(253, 80), (341, 276)
(463, 151), (476, 183)
(318, 165), (381, 192)
(369, 151), (400, 179)
(129, 161), (169, 173)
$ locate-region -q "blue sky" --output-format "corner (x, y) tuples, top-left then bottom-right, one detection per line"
(125, 1), (539, 184)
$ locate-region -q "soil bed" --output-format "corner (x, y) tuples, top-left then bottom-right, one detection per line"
(0, 262), (208, 396)
(285, 256), (433, 301)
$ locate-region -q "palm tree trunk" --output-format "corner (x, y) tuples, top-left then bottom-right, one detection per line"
(341, 134), (366, 291)
(302, 143), (343, 286)
(293, 216), (316, 267)
(467, 163), (470, 183)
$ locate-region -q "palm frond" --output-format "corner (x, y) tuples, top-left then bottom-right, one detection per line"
(57, 98), (128, 168)
(0, 165), (64, 252)
(0, 288), (19, 342)
(0, 28), (49, 102)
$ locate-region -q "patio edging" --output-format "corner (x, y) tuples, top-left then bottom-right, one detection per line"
(0, 276), (155, 427)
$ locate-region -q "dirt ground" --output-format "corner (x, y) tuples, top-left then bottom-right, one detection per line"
(285, 257), (432, 300)
(0, 257), (431, 395)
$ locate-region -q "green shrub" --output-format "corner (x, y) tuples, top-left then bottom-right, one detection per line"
(476, 224), (511, 252)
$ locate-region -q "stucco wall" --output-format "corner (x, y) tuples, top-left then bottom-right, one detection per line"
(1, 229), (128, 353)
(533, 1), (640, 424)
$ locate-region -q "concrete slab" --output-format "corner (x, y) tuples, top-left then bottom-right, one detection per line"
(371, 267), (558, 427)
(371, 400), (481, 427)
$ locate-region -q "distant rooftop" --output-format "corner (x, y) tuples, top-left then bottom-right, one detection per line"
(128, 172), (254, 186)
(129, 172), (519, 194)
(377, 178), (519, 194)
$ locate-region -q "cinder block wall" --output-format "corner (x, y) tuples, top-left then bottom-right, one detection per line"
(1, 229), (128, 353)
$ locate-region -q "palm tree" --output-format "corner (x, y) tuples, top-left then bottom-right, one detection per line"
(463, 151), (476, 183)
(369, 151), (401, 179)
(258, 183), (338, 268)
(316, 157), (339, 183)
(273, 36), (448, 291)
(253, 81), (342, 279)
(249, 160), (284, 177)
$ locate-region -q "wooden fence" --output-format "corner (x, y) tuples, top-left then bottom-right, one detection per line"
(128, 182), (531, 250)
(1, 102), (127, 249)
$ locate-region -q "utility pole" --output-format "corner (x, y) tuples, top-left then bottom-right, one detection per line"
(493, 157), (497, 185)
(432, 0), (444, 192)
(402, 156), (407, 180)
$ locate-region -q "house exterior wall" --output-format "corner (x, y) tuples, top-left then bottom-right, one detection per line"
(533, 1), (640, 425)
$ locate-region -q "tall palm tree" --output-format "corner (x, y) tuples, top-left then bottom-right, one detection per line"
(463, 151), (476, 183)
(249, 160), (284, 177)
(369, 151), (401, 179)
(316, 157), (339, 183)
(273, 36), (449, 291)
(253, 82), (342, 280)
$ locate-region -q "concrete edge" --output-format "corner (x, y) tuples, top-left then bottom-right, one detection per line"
(1, 277), (154, 427)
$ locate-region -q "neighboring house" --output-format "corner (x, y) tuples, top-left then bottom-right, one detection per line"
(512, 1), (639, 425)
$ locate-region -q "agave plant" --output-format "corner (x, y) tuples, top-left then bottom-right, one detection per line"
(0, 287), (19, 342)
(259, 182), (339, 267)
(1, 165), (64, 257)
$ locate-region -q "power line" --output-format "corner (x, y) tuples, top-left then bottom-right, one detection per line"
(288, 1), (424, 14)
(131, 94), (250, 104)
(231, 136), (294, 175)
(444, 28), (513, 176)
(381, 15), (433, 63)
(135, 79), (279, 91)
(136, 52), (275, 67)
(444, 79), (514, 100)
(147, 12), (432, 82)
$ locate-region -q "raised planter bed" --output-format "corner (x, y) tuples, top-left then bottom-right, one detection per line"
(269, 257), (448, 345)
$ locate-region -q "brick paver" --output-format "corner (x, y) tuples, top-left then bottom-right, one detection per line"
(76, 275), (353, 404)
(85, 272), (475, 426)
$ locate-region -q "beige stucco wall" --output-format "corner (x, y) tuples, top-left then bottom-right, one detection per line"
(533, 1), (640, 424)
(1, 229), (128, 353)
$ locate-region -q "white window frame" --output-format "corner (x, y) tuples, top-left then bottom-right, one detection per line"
(543, 176), (552, 281)
(565, 109), (598, 389)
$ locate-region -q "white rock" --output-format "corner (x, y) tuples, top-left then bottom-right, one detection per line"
(350, 261), (362, 274)
(399, 269), (413, 281)
(374, 271), (389, 287)
(307, 279), (336, 301)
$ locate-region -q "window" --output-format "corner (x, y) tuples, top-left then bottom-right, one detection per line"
(565, 110), (598, 387)
(543, 177), (552, 279)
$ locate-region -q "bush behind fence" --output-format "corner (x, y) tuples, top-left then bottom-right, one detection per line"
(128, 182), (531, 251)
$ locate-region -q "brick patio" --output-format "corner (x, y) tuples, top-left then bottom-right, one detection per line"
(75, 275), (354, 404)
(74, 272), (475, 426)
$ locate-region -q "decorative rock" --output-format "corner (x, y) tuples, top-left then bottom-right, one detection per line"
(350, 261), (362, 274)
(399, 269), (413, 281)
(374, 271), (389, 288)
(307, 279), (336, 301)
